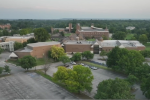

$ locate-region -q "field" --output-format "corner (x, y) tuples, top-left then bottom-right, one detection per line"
(64, 33), (72, 37)
(125, 34), (134, 40)
(145, 43), (150, 50)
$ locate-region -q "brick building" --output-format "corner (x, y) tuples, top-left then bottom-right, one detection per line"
(76, 23), (109, 39)
(14, 39), (145, 58)
(51, 23), (73, 33)
(5, 36), (33, 43)
(0, 23), (11, 29)
(14, 41), (61, 58)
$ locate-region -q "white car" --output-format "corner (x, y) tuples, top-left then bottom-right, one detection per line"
(70, 62), (76, 65)
(80, 63), (84, 66)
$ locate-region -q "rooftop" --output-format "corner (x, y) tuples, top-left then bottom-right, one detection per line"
(63, 40), (94, 45)
(27, 41), (60, 47)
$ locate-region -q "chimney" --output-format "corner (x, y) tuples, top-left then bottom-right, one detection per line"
(69, 23), (72, 33)
(51, 27), (54, 34)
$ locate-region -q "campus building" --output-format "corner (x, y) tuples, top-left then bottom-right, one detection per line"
(5, 36), (34, 43)
(14, 41), (61, 58)
(62, 39), (145, 54)
(76, 23), (109, 39)
(0, 23), (11, 29)
(0, 41), (14, 51)
(14, 39), (145, 58)
(51, 23), (73, 33)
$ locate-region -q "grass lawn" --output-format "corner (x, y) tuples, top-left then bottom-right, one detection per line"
(79, 61), (112, 70)
(145, 43), (150, 50)
(64, 33), (71, 37)
(125, 34), (134, 40)
(7, 59), (19, 65)
(87, 39), (96, 41)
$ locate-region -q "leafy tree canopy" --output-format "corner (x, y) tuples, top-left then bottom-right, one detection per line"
(112, 31), (126, 40)
(34, 28), (49, 42)
(53, 65), (94, 93)
(71, 52), (82, 61)
(94, 78), (134, 99)
(59, 55), (70, 65)
(139, 34), (148, 44)
(19, 56), (37, 71)
(82, 51), (94, 60)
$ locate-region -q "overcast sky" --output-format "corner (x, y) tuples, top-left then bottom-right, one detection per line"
(0, 0), (150, 19)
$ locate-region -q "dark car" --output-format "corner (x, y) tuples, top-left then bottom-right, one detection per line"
(64, 64), (69, 67)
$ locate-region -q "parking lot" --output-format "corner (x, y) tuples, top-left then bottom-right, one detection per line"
(0, 72), (78, 100)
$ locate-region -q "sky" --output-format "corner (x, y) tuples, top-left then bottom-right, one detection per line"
(0, 0), (150, 19)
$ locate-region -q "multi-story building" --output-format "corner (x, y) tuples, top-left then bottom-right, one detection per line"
(76, 23), (109, 39)
(5, 36), (33, 43)
(0, 23), (11, 29)
(0, 41), (14, 51)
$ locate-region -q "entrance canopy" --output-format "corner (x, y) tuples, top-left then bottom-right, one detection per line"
(9, 52), (18, 58)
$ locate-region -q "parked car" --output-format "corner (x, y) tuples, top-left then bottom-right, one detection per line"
(64, 64), (69, 67)
(84, 65), (89, 68)
(91, 66), (98, 70)
(70, 62), (76, 65)
(80, 63), (84, 66)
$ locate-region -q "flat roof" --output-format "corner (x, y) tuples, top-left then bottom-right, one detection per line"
(27, 41), (60, 47)
(64, 40), (94, 45)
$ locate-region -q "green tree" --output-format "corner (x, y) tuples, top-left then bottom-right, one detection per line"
(100, 50), (108, 60)
(0, 47), (3, 54)
(139, 34), (148, 44)
(3, 30), (10, 36)
(0, 67), (3, 74)
(112, 31), (126, 40)
(59, 55), (70, 65)
(34, 28), (49, 42)
(94, 78), (134, 99)
(82, 51), (94, 60)
(51, 46), (65, 61)
(27, 38), (37, 43)
(141, 76), (150, 99)
(53, 65), (94, 93)
(125, 74), (138, 86)
(71, 52), (82, 61)
(4, 65), (11, 73)
(19, 56), (37, 71)
(14, 42), (23, 50)
(140, 50), (150, 57)
(107, 46), (144, 74)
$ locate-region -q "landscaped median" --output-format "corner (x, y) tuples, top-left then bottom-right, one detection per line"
(35, 70), (92, 99)
(79, 61), (112, 70)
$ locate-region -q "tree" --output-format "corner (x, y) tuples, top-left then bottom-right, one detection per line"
(34, 28), (49, 42)
(0, 47), (3, 54)
(19, 56), (37, 71)
(125, 74), (138, 86)
(100, 50), (108, 60)
(141, 76), (150, 99)
(27, 38), (37, 43)
(112, 31), (126, 40)
(59, 55), (70, 65)
(14, 42), (23, 50)
(140, 50), (150, 58)
(94, 78), (134, 99)
(106, 46), (144, 74)
(4, 65), (11, 73)
(53, 65), (94, 93)
(82, 51), (94, 60)
(0, 67), (3, 74)
(139, 34), (148, 44)
(43, 55), (50, 74)
(51, 46), (66, 61)
(60, 31), (64, 37)
(3, 30), (10, 36)
(71, 52), (82, 61)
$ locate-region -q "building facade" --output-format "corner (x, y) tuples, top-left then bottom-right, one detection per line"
(76, 23), (109, 39)
(0, 41), (14, 51)
(0, 23), (11, 29)
(14, 41), (61, 58)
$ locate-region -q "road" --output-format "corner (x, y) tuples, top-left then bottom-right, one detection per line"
(0, 52), (78, 100)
